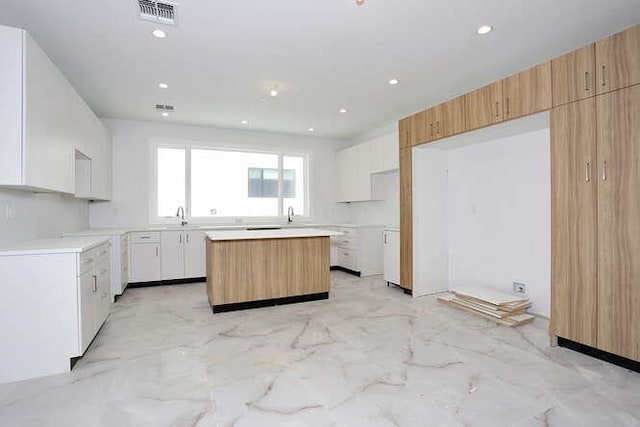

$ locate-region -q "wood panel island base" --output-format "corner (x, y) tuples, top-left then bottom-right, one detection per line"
(205, 229), (342, 313)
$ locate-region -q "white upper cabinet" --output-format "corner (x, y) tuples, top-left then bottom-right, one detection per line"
(336, 132), (399, 202)
(0, 25), (111, 200)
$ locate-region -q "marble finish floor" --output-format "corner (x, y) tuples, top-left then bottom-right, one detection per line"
(1, 272), (639, 426)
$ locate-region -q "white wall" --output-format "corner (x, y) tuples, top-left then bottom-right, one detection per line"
(90, 119), (348, 228)
(346, 172), (400, 226)
(413, 148), (450, 297)
(0, 189), (89, 246)
(447, 128), (550, 317)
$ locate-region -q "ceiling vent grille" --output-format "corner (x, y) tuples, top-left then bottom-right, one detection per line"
(138, 0), (177, 26)
(155, 104), (175, 111)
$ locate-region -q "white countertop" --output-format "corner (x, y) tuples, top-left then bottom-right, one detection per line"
(0, 236), (111, 256)
(206, 228), (343, 241)
(63, 228), (132, 237)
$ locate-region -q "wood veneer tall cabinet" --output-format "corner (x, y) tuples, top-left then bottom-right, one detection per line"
(551, 84), (640, 361)
(550, 97), (598, 347)
(596, 85), (640, 360)
(399, 147), (413, 291)
(503, 61), (552, 121)
(596, 24), (640, 95)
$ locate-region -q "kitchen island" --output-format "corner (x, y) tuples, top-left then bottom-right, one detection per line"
(205, 228), (341, 312)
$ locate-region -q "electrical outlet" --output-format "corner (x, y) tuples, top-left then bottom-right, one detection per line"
(513, 281), (527, 295)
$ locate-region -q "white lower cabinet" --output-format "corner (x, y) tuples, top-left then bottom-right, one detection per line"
(334, 225), (384, 276)
(132, 230), (206, 283)
(160, 230), (206, 280)
(129, 232), (161, 283)
(184, 230), (206, 278)
(78, 243), (111, 353)
(383, 230), (400, 285)
(161, 231), (186, 280)
(0, 238), (111, 384)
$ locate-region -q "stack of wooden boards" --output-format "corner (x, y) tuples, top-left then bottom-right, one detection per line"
(438, 287), (535, 327)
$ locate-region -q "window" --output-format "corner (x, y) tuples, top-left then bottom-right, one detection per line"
(154, 144), (308, 221)
(248, 168), (296, 198)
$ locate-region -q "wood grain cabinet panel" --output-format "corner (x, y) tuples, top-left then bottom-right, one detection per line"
(400, 147), (413, 290)
(552, 44), (596, 106)
(399, 117), (411, 149)
(503, 61), (552, 120)
(465, 81), (503, 131)
(437, 96), (466, 138)
(550, 97), (598, 347)
(596, 85), (640, 361)
(596, 24), (640, 95)
(411, 109), (430, 146)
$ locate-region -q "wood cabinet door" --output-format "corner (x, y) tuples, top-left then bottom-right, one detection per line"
(399, 147), (413, 290)
(552, 44), (596, 106)
(550, 97), (598, 346)
(596, 24), (640, 95)
(596, 85), (640, 361)
(411, 109), (431, 145)
(438, 96), (466, 138)
(465, 81), (503, 131)
(503, 61), (552, 120)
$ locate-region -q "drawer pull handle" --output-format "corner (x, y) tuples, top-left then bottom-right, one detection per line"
(140, 236), (151, 239)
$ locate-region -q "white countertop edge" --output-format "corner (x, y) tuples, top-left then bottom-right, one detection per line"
(206, 228), (343, 241)
(0, 236), (111, 256)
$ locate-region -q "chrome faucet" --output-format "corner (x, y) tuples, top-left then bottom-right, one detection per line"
(176, 206), (188, 226)
(287, 206), (294, 224)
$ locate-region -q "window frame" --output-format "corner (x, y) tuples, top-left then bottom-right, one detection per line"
(150, 141), (311, 224)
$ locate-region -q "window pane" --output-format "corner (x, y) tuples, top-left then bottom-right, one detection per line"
(157, 147), (185, 217)
(192, 149), (279, 217)
(283, 156), (305, 216)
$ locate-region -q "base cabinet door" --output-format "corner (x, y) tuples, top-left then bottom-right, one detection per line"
(129, 243), (161, 282)
(184, 231), (206, 278)
(596, 85), (640, 360)
(383, 231), (400, 285)
(78, 272), (96, 353)
(160, 231), (185, 280)
(550, 97), (598, 346)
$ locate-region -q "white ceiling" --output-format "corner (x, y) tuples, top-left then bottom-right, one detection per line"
(2, 0), (639, 141)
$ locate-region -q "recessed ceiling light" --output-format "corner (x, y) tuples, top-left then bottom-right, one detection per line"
(152, 29), (167, 38)
(241, 120), (248, 124)
(388, 78), (399, 85)
(339, 108), (348, 113)
(308, 127), (315, 132)
(477, 25), (493, 35)
(161, 112), (169, 117)
(158, 82), (169, 89)
(270, 89), (278, 97)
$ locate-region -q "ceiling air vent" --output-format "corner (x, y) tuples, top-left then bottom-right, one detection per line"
(138, 0), (177, 26)
(155, 104), (175, 112)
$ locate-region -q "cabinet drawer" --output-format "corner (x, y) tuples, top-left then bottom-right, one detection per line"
(130, 231), (161, 243)
(338, 248), (358, 271)
(79, 243), (110, 275)
(336, 227), (358, 238)
(336, 235), (358, 249)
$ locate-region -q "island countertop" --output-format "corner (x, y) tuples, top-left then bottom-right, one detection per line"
(205, 228), (343, 241)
